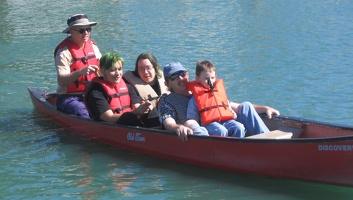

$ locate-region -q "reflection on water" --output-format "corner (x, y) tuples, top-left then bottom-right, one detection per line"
(111, 165), (137, 195)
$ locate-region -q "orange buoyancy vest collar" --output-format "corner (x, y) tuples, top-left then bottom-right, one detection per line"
(91, 77), (132, 114)
(56, 37), (99, 93)
(186, 79), (234, 125)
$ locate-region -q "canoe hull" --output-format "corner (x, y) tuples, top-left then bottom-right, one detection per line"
(28, 87), (353, 187)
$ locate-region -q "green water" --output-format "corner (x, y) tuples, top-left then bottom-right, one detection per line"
(1, 0), (353, 199)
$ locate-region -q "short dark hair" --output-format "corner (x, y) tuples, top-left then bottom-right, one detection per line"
(195, 60), (216, 76)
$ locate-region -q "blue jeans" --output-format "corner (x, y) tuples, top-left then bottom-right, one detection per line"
(204, 101), (269, 137)
(193, 126), (209, 136)
(235, 101), (270, 135)
(205, 120), (245, 138)
(188, 122), (209, 136)
(56, 94), (90, 119)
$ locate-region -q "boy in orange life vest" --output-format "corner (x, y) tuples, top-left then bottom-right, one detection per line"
(84, 52), (153, 126)
(186, 60), (271, 137)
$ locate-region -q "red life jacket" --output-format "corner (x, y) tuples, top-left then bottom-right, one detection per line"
(186, 79), (234, 125)
(91, 77), (132, 114)
(55, 37), (99, 93)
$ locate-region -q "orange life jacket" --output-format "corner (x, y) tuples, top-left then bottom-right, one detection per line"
(186, 79), (234, 125)
(55, 37), (99, 93)
(91, 77), (132, 114)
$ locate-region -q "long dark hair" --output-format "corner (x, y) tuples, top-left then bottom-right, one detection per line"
(134, 53), (162, 78)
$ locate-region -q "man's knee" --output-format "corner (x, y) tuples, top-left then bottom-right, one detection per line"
(240, 101), (252, 110)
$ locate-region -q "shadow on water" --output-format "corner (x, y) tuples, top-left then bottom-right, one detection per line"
(28, 111), (353, 199)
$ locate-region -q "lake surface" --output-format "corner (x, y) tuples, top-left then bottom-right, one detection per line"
(1, 0), (353, 199)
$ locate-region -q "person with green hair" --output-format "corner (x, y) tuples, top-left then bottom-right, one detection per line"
(85, 52), (152, 126)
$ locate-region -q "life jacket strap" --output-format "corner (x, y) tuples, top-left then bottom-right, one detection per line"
(73, 55), (96, 65)
(199, 102), (229, 113)
(204, 89), (218, 93)
(110, 92), (129, 98)
(114, 105), (131, 113)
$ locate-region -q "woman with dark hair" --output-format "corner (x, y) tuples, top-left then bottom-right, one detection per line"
(123, 53), (169, 127)
(85, 52), (152, 126)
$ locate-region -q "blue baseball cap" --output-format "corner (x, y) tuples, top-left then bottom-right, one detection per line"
(163, 62), (187, 78)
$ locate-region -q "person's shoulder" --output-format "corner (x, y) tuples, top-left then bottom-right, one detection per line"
(126, 82), (137, 93)
(89, 40), (101, 58)
(89, 39), (97, 45)
(158, 93), (169, 103)
(122, 70), (134, 83)
(160, 93), (168, 99)
(123, 70), (140, 82)
(160, 92), (179, 103)
(121, 77), (128, 85)
(55, 46), (70, 58)
(216, 78), (224, 84)
(126, 82), (133, 89)
(91, 41), (99, 48)
(87, 80), (104, 92)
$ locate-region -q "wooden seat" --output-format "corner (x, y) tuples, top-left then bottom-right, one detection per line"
(246, 130), (293, 139)
(278, 125), (303, 138)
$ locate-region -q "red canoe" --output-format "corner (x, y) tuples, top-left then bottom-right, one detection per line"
(28, 87), (353, 187)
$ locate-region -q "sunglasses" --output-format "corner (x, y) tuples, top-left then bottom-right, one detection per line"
(169, 70), (187, 81)
(72, 27), (92, 34)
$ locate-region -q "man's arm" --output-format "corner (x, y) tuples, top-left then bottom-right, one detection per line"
(158, 96), (193, 141)
(55, 50), (99, 87)
(163, 118), (192, 141)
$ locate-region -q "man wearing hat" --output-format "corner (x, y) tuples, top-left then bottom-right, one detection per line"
(158, 62), (280, 141)
(54, 14), (101, 118)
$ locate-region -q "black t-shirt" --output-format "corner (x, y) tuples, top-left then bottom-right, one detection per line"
(85, 79), (142, 121)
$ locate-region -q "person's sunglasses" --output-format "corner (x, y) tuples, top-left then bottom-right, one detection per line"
(169, 70), (187, 81)
(72, 27), (92, 34)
